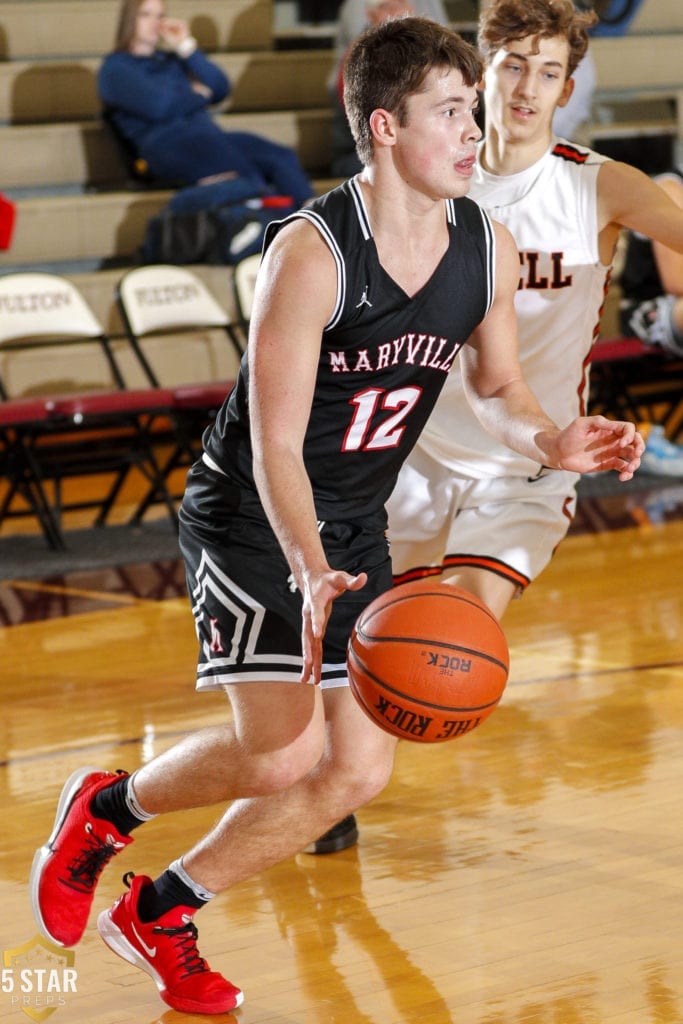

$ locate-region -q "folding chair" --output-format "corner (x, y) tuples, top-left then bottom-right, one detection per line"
(589, 336), (683, 438)
(0, 272), (177, 548)
(0, 397), (66, 549)
(116, 264), (244, 522)
(230, 253), (262, 353)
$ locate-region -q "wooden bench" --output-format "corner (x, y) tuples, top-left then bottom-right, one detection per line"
(1, 109), (334, 191)
(628, 0), (683, 33)
(0, 0), (272, 59)
(589, 34), (683, 149)
(0, 49), (334, 124)
(0, 177), (343, 270)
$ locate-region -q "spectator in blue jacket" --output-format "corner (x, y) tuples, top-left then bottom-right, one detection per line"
(99, 0), (314, 207)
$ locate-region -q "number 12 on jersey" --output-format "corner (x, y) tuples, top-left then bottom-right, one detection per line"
(342, 385), (423, 452)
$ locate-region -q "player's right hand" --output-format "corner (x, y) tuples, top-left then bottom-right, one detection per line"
(300, 569), (367, 685)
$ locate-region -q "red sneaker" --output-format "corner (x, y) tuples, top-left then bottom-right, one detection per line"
(30, 767), (132, 947)
(98, 873), (244, 1015)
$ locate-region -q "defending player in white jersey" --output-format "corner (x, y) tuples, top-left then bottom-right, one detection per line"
(310, 0), (683, 857)
(386, 0), (683, 620)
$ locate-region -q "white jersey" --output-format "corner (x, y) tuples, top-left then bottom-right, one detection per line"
(418, 138), (611, 479)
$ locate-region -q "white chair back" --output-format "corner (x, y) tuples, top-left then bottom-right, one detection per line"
(232, 254), (261, 324)
(0, 272), (104, 344)
(117, 265), (229, 336)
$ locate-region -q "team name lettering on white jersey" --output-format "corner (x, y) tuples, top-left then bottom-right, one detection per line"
(518, 251), (573, 290)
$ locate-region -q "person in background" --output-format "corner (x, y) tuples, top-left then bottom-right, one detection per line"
(333, 0), (448, 66)
(31, 17), (642, 1015)
(618, 166), (683, 476)
(551, 48), (595, 141)
(329, 0), (450, 177)
(619, 168), (683, 359)
(99, 0), (314, 207)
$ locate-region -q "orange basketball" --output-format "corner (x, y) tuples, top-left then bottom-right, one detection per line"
(347, 579), (509, 743)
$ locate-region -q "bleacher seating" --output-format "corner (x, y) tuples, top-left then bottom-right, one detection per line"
(0, 0), (337, 267)
(1, 2), (681, 274)
(2, 110), (334, 192)
(0, 0), (272, 59)
(0, 50), (332, 123)
(0, 42), (335, 270)
(589, 33), (683, 152)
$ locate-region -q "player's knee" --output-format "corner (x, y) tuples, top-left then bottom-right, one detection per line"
(359, 757), (394, 804)
(246, 735), (324, 795)
(332, 750), (395, 811)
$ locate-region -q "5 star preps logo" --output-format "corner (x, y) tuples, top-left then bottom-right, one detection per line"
(2, 936), (77, 1022)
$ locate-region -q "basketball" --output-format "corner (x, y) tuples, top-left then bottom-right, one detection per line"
(347, 579), (509, 743)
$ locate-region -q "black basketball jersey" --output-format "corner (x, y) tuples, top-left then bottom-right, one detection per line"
(202, 177), (495, 520)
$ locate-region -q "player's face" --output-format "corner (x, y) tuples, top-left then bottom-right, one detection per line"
(392, 67), (482, 200)
(132, 0), (165, 55)
(484, 34), (574, 145)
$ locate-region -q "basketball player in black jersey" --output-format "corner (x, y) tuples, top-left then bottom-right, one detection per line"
(31, 17), (643, 1014)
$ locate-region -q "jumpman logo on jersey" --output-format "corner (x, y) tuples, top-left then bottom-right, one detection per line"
(356, 286), (372, 309)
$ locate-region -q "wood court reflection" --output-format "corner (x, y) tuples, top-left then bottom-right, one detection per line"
(0, 519), (681, 1023)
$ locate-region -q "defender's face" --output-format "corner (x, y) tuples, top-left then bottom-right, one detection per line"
(484, 33), (574, 143)
(393, 67), (482, 200)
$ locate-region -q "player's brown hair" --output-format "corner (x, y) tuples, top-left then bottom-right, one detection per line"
(343, 16), (483, 167)
(478, 0), (597, 78)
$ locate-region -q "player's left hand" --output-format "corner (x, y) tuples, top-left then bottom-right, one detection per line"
(552, 416), (644, 480)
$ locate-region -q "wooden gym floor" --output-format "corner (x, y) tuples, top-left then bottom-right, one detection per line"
(0, 474), (682, 1024)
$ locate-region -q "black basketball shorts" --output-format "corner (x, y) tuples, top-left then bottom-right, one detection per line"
(178, 460), (393, 690)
